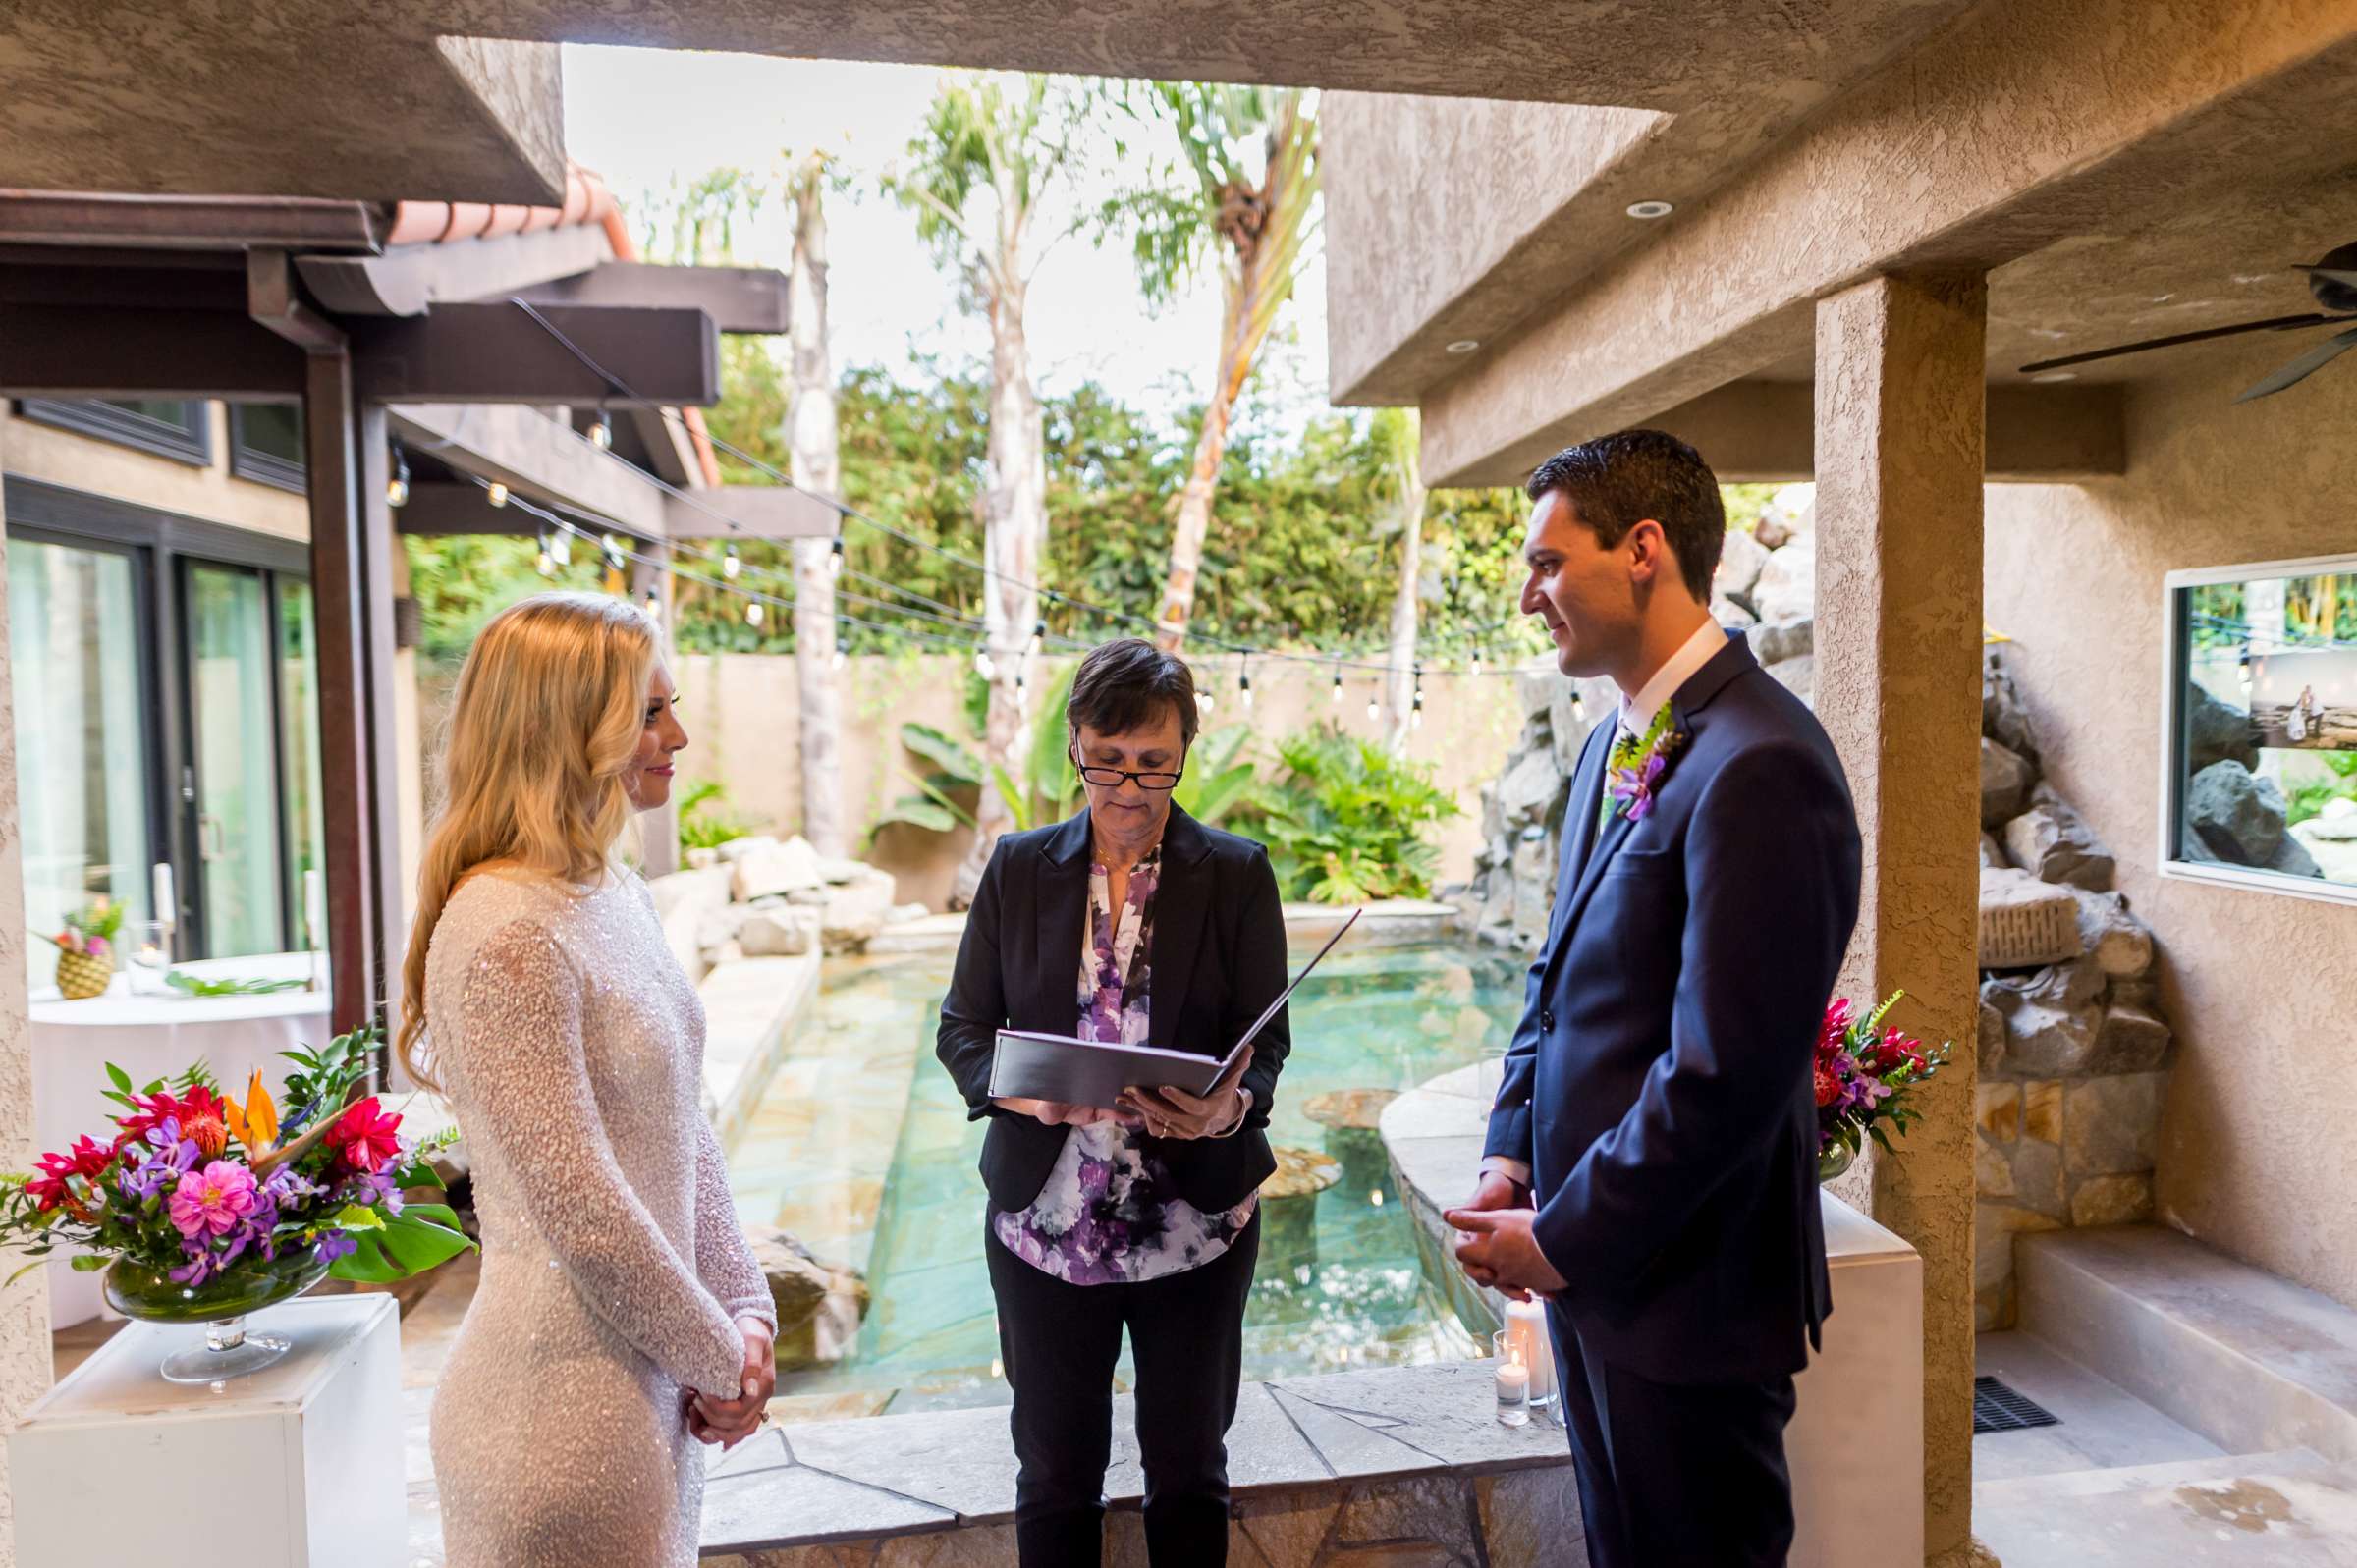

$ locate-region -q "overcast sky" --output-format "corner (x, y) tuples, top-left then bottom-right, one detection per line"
(561, 45), (1334, 425)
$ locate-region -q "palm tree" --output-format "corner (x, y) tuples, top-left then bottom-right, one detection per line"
(1110, 84), (1320, 653)
(1377, 408), (1428, 753)
(890, 73), (1095, 902)
(785, 148), (849, 856)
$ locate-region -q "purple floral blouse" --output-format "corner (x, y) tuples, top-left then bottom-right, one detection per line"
(993, 845), (1258, 1285)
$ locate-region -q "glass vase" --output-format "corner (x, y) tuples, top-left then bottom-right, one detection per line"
(1817, 1140), (1856, 1184)
(102, 1249), (334, 1383)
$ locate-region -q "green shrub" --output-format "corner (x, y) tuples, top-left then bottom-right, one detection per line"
(678, 780), (752, 852)
(1234, 725), (1459, 903)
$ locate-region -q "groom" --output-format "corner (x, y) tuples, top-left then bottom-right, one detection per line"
(1448, 431), (1861, 1567)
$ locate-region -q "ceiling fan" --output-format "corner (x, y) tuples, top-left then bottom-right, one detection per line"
(2018, 240), (2357, 402)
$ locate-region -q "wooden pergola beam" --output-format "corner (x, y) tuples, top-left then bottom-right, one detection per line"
(0, 190), (384, 252)
(296, 223), (612, 317)
(388, 403), (670, 539)
(665, 485), (840, 540)
(0, 302), (307, 398)
(515, 260), (791, 334)
(350, 302), (719, 405)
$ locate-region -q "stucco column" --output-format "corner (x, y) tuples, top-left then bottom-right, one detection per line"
(1813, 273), (1988, 1565)
(0, 451), (56, 1568)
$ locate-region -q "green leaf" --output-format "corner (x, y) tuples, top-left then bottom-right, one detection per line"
(900, 723), (981, 785)
(67, 1253), (108, 1272)
(374, 1211), (474, 1274)
(390, 1160), (447, 1192)
(328, 1233), (406, 1284)
(105, 1062), (132, 1095)
(332, 1203), (386, 1232)
(878, 796), (962, 835)
(398, 1201), (466, 1233)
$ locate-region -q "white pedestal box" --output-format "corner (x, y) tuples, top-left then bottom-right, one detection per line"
(8, 1295), (403, 1568)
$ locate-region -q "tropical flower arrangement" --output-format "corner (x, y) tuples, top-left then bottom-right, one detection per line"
(46, 895), (125, 1000)
(0, 1024), (471, 1304)
(1814, 991), (1951, 1180)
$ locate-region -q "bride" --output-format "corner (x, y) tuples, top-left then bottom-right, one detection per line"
(404, 592), (778, 1566)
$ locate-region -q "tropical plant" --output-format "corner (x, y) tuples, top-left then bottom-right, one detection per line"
(1237, 724), (1458, 903)
(678, 780), (753, 852)
(1103, 83), (1320, 653)
(1171, 723), (1257, 826)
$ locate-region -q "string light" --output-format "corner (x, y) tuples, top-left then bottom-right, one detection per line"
(745, 600), (764, 628)
(641, 587), (662, 624)
(534, 530), (556, 578)
(1199, 688), (1216, 714)
(1014, 669), (1028, 710)
(1030, 620), (1046, 658)
(1365, 690), (1380, 724)
(723, 542), (741, 580)
(1470, 650), (1484, 679)
(385, 450), (410, 510)
(1331, 666), (1343, 704)
(589, 410), (613, 450)
(602, 535), (627, 572)
(1240, 665), (1254, 711)
(486, 481), (509, 508)
(828, 537), (845, 578)
(974, 647), (995, 679)
(833, 616), (848, 671)
(551, 530), (572, 568)
(1412, 692), (1425, 730)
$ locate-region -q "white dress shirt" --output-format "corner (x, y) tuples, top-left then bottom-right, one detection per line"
(1482, 615), (1729, 1194)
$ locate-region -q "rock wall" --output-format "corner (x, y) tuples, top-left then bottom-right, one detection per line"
(1973, 651), (2176, 1330)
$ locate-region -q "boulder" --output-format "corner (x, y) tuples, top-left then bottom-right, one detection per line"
(1980, 738), (2035, 830)
(1753, 483), (1816, 551)
(815, 855), (873, 886)
(1980, 834), (2009, 869)
(1509, 826), (1556, 951)
(2185, 760), (2286, 866)
(715, 835), (780, 863)
(744, 1226), (870, 1371)
(2185, 682), (2260, 773)
(1517, 663), (1562, 721)
(1978, 868), (2083, 969)
(2062, 1073), (2166, 1176)
(1496, 747), (1565, 830)
(2067, 888), (2154, 979)
(2269, 831), (2326, 880)
(2001, 1001), (2104, 1076)
(2291, 818), (2357, 882)
(738, 906), (819, 957)
(813, 869), (900, 953)
(647, 864), (734, 921)
(2311, 796), (2357, 838)
(1747, 617), (1814, 668)
(1710, 595), (1759, 630)
(1978, 993), (2007, 1073)
(2015, 953), (2106, 1013)
(2003, 784), (2115, 891)
(2088, 1003), (2172, 1074)
(732, 836), (826, 902)
(1982, 658), (2042, 767)
(685, 846), (718, 870)
(1715, 528), (1772, 605)
(695, 904), (753, 970)
(1764, 653), (1815, 705)
(1751, 534), (1816, 624)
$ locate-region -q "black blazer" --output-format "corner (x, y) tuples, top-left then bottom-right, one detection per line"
(1485, 629), (1863, 1385)
(936, 804), (1291, 1215)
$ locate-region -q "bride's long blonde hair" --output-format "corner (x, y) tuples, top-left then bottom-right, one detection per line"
(396, 592), (658, 1089)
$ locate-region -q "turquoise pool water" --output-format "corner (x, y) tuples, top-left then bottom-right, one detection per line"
(727, 939), (1531, 1414)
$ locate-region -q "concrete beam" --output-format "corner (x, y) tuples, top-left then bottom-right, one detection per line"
(1624, 381), (2125, 486)
(389, 403), (669, 539)
(1418, 0), (2357, 487)
(666, 485), (840, 542)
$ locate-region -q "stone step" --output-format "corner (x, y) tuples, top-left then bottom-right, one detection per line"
(2016, 1224), (2357, 1463)
(1974, 1451), (2357, 1567)
(1975, 1445), (2334, 1506)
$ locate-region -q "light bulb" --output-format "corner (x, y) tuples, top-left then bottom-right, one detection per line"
(1200, 691), (1215, 713)
(828, 538), (845, 577)
(486, 482), (509, 508)
(832, 647), (847, 671)
(1471, 654), (1484, 679)
(723, 543), (741, 580)
(386, 473), (410, 510)
(535, 549), (555, 578)
(1366, 697), (1380, 723)
(1240, 674), (1254, 711)
(589, 412), (613, 450)
(1330, 674), (1343, 703)
(745, 601), (764, 628)
(1412, 706), (1424, 730)
(552, 533), (573, 568)
(974, 648), (995, 679)
(1030, 620), (1046, 658)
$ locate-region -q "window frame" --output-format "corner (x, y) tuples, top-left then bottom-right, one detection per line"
(227, 403), (306, 494)
(14, 399), (213, 467)
(2160, 550), (2357, 909)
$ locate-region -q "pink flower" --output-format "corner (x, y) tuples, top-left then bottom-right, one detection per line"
(168, 1160), (259, 1239)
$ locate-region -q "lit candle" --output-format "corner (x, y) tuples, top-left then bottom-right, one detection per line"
(1495, 1359), (1529, 1427)
(152, 861), (175, 930)
(1504, 1297), (1557, 1406)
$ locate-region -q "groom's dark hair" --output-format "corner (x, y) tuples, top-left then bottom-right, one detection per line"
(1526, 430), (1725, 603)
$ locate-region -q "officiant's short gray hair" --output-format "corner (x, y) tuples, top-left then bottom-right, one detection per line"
(1527, 430), (1726, 602)
(1068, 637), (1200, 751)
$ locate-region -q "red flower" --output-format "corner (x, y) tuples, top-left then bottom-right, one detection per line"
(326, 1098), (404, 1173)
(25, 1137), (112, 1217)
(1814, 1062), (1842, 1108)
(114, 1085), (232, 1156)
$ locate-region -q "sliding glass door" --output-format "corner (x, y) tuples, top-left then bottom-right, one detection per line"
(185, 562), (286, 957)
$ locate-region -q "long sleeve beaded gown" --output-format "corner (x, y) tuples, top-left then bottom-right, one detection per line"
(425, 866), (777, 1568)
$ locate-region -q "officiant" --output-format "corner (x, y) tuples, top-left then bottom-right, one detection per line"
(936, 636), (1292, 1568)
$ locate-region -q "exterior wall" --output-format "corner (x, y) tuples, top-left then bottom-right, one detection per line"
(660, 651), (1524, 912)
(0, 403), (309, 542)
(1983, 337), (2357, 1309)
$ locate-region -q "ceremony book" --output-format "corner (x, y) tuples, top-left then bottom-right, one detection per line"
(987, 907), (1362, 1108)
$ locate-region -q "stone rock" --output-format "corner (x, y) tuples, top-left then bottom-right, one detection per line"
(2001, 1000), (2103, 1076)
(2110, 977), (2161, 1012)
(738, 907), (819, 957)
(695, 904), (753, 967)
(2312, 796), (2357, 837)
(2070, 1171), (2157, 1227)
(2010, 1139), (2067, 1219)
(1975, 1081), (2021, 1143)
(2185, 682), (2260, 773)
(648, 864), (734, 921)
(1978, 996), (2006, 1073)
(1516, 663), (1562, 721)
(1980, 833), (2009, 869)
(1746, 616), (1813, 668)
(1982, 657), (2042, 767)
(815, 855), (873, 886)
(1302, 1089), (1400, 1131)
(1980, 738), (2035, 830)
(2022, 1080), (2062, 1145)
(2062, 1072), (2167, 1175)
(684, 846), (718, 870)
(1710, 594), (1759, 629)
(2088, 1002), (2172, 1075)
(2064, 888), (2154, 979)
(1976, 1133), (2014, 1199)
(813, 870), (899, 954)
(2269, 831), (2326, 880)
(2185, 760), (2286, 867)
(1715, 526), (1772, 604)
(886, 901), (930, 925)
(1764, 652), (1815, 704)
(1496, 748), (1564, 829)
(715, 835), (780, 863)
(1753, 482), (1815, 551)
(732, 836), (826, 902)
(1751, 534), (1816, 624)
(1976, 1202), (2061, 1293)
(1995, 952), (2105, 1014)
(1978, 868), (2082, 969)
(1508, 827), (1555, 951)
(1261, 1146), (1342, 1200)
(745, 1226), (870, 1371)
(2292, 819), (2357, 882)
(2003, 784), (2115, 891)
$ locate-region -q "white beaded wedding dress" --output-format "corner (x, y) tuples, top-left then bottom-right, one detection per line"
(425, 866), (775, 1567)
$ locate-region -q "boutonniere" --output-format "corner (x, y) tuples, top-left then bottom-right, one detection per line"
(1607, 704), (1688, 822)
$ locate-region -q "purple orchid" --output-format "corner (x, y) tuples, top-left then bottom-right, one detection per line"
(311, 1229), (358, 1266)
(118, 1120), (199, 1201)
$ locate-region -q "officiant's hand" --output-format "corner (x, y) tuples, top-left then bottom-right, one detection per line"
(1118, 1046), (1254, 1141)
(1444, 1205), (1568, 1299)
(993, 1097), (1141, 1129)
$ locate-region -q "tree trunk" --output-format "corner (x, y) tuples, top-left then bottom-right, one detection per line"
(954, 214), (1047, 906)
(1155, 284), (1253, 652)
(787, 162), (847, 857)
(1383, 425), (1428, 754)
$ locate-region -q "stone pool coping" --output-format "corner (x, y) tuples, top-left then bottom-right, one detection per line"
(696, 1359), (1567, 1558)
(869, 897), (1464, 954)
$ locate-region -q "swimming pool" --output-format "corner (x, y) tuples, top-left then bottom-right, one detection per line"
(725, 938), (1531, 1414)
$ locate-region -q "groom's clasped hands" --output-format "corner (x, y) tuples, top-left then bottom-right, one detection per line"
(1445, 1169), (1567, 1301)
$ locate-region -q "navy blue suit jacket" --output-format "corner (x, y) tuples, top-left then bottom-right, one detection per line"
(1485, 629), (1862, 1385)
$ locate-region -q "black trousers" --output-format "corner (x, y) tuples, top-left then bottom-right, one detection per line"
(985, 1210), (1259, 1567)
(1547, 1305), (1799, 1568)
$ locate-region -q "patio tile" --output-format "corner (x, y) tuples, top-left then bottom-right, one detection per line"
(785, 1401), (1019, 1521)
(702, 1450), (957, 1552)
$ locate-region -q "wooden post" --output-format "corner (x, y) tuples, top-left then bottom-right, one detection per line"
(1813, 272), (1988, 1564)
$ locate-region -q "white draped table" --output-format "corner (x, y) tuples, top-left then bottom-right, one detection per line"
(28, 951), (332, 1327)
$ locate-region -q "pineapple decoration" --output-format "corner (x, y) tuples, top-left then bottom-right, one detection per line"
(48, 897), (125, 1000)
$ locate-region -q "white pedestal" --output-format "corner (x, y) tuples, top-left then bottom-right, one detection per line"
(1790, 1191), (1926, 1567)
(8, 1296), (403, 1568)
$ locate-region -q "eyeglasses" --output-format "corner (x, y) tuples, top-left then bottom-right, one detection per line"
(1077, 766), (1185, 791)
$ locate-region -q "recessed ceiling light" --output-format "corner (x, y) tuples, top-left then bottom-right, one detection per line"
(1445, 339), (1481, 354)
(1625, 200), (1674, 220)
(2030, 369), (2078, 383)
